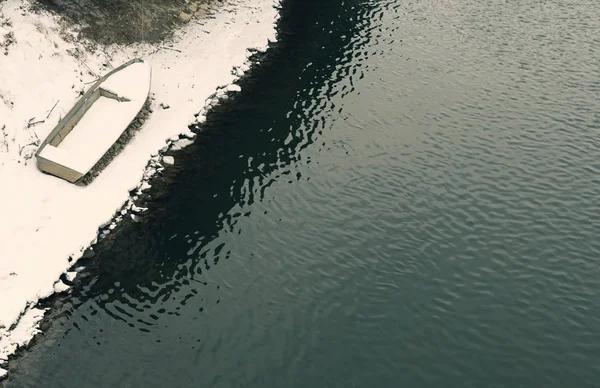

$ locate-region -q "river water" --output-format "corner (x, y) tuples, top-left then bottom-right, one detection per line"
(6, 0), (600, 386)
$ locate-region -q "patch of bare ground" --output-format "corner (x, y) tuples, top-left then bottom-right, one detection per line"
(29, 0), (224, 45)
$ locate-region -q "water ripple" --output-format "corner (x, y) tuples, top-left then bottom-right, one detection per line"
(7, 0), (600, 386)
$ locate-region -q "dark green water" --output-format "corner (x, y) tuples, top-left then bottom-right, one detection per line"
(7, 0), (600, 386)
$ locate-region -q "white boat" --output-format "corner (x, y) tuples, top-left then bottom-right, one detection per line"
(35, 58), (152, 183)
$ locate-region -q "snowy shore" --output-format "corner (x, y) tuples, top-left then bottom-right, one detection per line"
(0, 0), (278, 378)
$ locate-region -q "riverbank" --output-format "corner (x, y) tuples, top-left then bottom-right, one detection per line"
(0, 0), (279, 379)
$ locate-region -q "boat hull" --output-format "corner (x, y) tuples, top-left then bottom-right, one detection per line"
(35, 58), (152, 183)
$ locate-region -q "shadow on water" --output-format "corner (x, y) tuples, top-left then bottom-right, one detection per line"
(5, 0), (386, 385)
(59, 0), (383, 313)
(74, 0), (371, 306)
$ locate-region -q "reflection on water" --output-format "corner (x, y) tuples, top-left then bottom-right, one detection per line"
(7, 0), (600, 386)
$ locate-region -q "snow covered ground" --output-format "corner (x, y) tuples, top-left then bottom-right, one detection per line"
(0, 0), (279, 378)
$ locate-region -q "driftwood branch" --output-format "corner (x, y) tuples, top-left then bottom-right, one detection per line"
(31, 128), (40, 143)
(27, 118), (45, 128)
(79, 60), (98, 78)
(46, 100), (59, 119)
(19, 140), (40, 159)
(160, 46), (182, 53)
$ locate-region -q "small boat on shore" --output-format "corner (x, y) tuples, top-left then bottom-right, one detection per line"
(35, 58), (152, 183)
